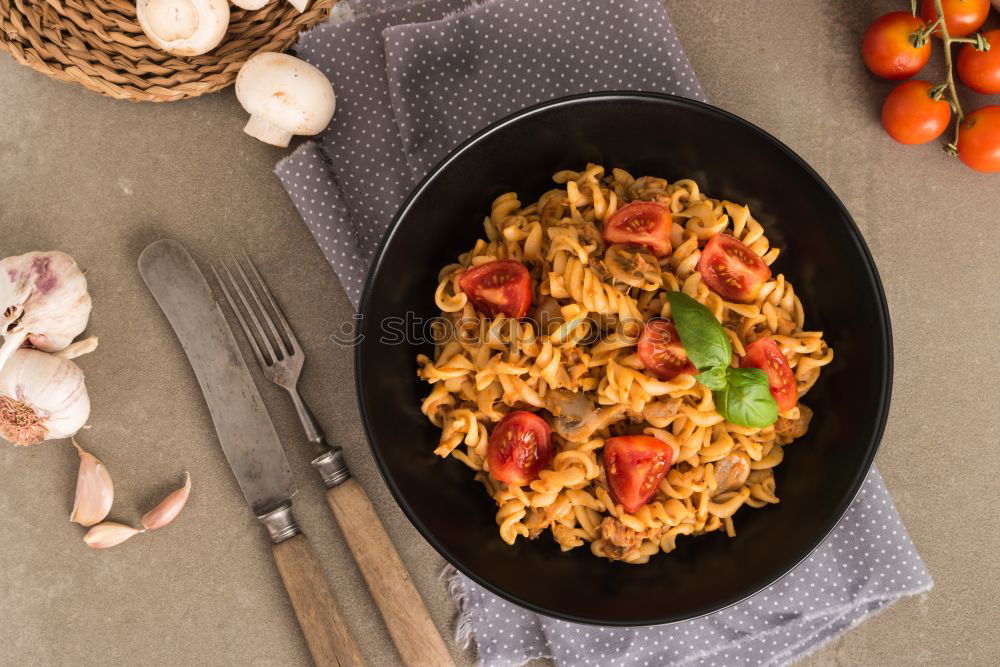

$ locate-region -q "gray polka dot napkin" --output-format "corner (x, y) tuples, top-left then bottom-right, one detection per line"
(275, 1), (933, 664)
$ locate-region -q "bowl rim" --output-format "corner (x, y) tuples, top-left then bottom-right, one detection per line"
(356, 90), (893, 626)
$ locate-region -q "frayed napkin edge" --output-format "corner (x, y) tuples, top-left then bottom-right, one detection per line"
(440, 564), (933, 667)
(769, 580), (934, 667)
(442, 565), (555, 667)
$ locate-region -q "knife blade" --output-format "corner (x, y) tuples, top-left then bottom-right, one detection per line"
(138, 239), (295, 520)
(139, 239), (366, 666)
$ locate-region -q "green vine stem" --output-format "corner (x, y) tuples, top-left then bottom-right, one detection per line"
(910, 0), (993, 155)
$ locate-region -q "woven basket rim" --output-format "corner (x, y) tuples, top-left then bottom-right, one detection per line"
(0, 0), (335, 102)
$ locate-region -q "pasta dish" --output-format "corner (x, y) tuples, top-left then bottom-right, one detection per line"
(416, 164), (833, 563)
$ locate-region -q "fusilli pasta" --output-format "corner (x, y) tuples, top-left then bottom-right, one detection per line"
(417, 164), (832, 562)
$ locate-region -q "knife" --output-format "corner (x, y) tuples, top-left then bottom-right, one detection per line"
(139, 239), (365, 667)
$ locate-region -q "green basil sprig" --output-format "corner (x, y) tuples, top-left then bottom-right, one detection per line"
(715, 368), (778, 427)
(666, 292), (778, 428)
(667, 292), (731, 370)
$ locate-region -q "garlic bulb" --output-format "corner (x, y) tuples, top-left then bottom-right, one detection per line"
(0, 349), (90, 446)
(84, 522), (144, 549)
(70, 439), (114, 527)
(142, 472), (191, 530)
(0, 251), (92, 374)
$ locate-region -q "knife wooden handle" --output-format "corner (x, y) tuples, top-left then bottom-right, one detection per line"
(272, 532), (366, 667)
(326, 478), (454, 667)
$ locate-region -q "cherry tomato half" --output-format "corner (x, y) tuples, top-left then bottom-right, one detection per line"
(741, 337), (798, 413)
(881, 80), (952, 145)
(637, 319), (695, 380)
(957, 106), (1000, 173)
(696, 234), (771, 303)
(862, 12), (931, 79)
(458, 259), (533, 319)
(957, 30), (1000, 94)
(487, 411), (552, 486)
(603, 202), (672, 257)
(604, 435), (674, 514)
(921, 0), (990, 38)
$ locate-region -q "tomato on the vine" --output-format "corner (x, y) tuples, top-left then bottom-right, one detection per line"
(957, 30), (1000, 94)
(881, 80), (952, 145)
(920, 0), (990, 38)
(957, 106), (1000, 173)
(862, 12), (931, 79)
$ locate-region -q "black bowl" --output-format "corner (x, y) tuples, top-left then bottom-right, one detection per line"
(356, 92), (891, 626)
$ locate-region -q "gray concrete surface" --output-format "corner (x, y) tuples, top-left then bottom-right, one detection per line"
(1, 1), (998, 665)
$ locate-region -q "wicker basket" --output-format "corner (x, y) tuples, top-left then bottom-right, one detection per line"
(0, 0), (335, 102)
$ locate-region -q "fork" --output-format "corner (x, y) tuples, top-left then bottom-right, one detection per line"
(213, 253), (454, 667)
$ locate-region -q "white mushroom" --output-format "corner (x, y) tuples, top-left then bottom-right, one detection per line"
(231, 0), (270, 9)
(235, 52), (336, 147)
(710, 453), (751, 497)
(137, 0), (230, 57)
(544, 389), (625, 443)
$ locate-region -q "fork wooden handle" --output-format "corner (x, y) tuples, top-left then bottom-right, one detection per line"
(272, 533), (366, 667)
(326, 479), (454, 667)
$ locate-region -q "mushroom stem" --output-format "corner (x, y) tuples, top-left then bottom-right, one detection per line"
(244, 115), (294, 147)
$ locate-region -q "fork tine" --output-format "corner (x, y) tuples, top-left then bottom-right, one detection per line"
(211, 264), (269, 368)
(241, 249), (301, 353)
(221, 259), (280, 365)
(233, 253), (290, 356)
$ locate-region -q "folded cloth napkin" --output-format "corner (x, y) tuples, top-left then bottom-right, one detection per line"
(275, 1), (933, 664)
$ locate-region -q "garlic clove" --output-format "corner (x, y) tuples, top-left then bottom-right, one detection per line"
(83, 522), (144, 549)
(52, 336), (99, 360)
(285, 0), (308, 12)
(0, 349), (90, 446)
(69, 439), (114, 527)
(142, 472), (192, 531)
(0, 251), (92, 374)
(231, 0), (271, 9)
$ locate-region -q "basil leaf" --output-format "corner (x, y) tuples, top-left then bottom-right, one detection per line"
(666, 291), (732, 371)
(726, 367), (769, 388)
(695, 366), (728, 391)
(714, 368), (778, 428)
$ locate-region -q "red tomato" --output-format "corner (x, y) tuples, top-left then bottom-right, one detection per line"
(957, 106), (1000, 173)
(487, 411), (552, 486)
(696, 234), (771, 303)
(741, 337), (798, 413)
(862, 12), (931, 79)
(603, 202), (672, 256)
(604, 435), (674, 514)
(957, 30), (1000, 94)
(881, 80), (952, 145)
(458, 260), (533, 319)
(921, 0), (990, 38)
(637, 319), (695, 380)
